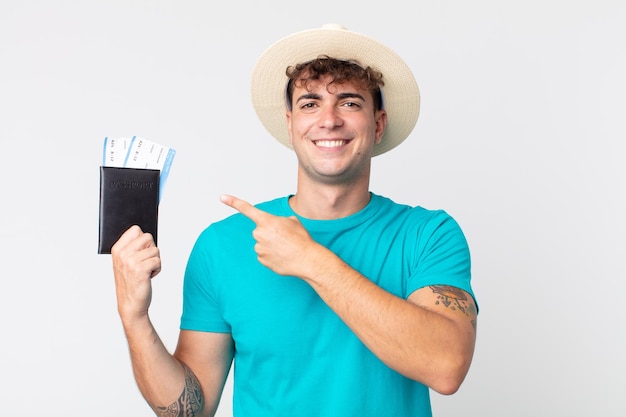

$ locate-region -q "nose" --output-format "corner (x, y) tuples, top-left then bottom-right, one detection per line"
(319, 105), (343, 129)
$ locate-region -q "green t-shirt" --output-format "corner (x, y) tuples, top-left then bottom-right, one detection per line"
(182, 193), (475, 417)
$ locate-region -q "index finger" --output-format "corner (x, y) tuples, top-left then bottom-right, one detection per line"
(220, 194), (270, 224)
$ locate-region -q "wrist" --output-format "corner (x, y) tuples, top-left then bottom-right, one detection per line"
(119, 308), (151, 333)
(301, 243), (342, 286)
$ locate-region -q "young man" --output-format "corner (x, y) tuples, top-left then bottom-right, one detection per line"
(112, 24), (478, 417)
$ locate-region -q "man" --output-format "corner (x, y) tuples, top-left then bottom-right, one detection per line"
(112, 24), (478, 417)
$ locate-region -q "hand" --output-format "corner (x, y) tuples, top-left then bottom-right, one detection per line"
(111, 225), (161, 323)
(220, 194), (320, 277)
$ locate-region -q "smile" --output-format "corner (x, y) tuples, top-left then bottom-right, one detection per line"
(313, 140), (349, 148)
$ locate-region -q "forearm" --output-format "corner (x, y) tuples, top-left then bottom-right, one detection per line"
(301, 245), (475, 394)
(122, 316), (204, 416)
(111, 228), (206, 415)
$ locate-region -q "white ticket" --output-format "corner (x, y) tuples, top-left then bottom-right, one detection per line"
(102, 137), (131, 167)
(102, 136), (176, 200)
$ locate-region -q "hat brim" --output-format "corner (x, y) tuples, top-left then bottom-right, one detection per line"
(250, 24), (420, 157)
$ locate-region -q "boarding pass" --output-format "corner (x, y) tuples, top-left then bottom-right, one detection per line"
(102, 136), (176, 200)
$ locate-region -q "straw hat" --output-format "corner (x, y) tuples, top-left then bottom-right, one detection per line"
(250, 24), (420, 156)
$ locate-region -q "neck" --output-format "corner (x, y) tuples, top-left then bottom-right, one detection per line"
(289, 176), (372, 220)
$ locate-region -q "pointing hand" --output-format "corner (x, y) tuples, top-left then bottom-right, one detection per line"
(220, 194), (319, 277)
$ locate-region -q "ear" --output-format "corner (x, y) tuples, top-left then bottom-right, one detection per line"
(286, 111), (294, 144)
(374, 109), (387, 145)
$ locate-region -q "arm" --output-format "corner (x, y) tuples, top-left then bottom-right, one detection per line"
(172, 330), (234, 417)
(295, 247), (476, 394)
(112, 226), (234, 416)
(220, 196), (477, 395)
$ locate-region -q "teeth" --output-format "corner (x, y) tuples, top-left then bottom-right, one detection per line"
(315, 140), (345, 148)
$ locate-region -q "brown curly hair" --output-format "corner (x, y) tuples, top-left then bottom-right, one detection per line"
(285, 55), (384, 112)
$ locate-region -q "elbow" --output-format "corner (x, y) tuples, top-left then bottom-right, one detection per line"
(430, 377), (463, 396)
(427, 355), (473, 395)
(426, 327), (477, 395)
(399, 346), (473, 395)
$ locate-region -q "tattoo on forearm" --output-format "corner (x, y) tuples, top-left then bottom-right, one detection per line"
(429, 285), (478, 330)
(153, 363), (204, 417)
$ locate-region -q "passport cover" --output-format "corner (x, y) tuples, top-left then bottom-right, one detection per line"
(98, 166), (160, 254)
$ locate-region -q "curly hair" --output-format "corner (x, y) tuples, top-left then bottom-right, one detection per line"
(285, 55), (384, 112)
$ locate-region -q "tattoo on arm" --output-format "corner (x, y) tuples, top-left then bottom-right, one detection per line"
(153, 363), (204, 417)
(429, 285), (478, 330)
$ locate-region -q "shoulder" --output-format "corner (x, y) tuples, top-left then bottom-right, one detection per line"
(372, 194), (462, 231)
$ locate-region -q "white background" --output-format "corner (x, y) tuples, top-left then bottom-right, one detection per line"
(1, 1), (624, 415)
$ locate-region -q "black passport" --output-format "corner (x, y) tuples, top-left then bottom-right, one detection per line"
(98, 166), (160, 254)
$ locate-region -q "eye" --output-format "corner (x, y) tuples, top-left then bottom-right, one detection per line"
(342, 101), (362, 110)
(299, 102), (317, 110)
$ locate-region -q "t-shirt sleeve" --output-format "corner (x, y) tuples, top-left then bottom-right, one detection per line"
(406, 210), (475, 304)
(180, 227), (232, 333)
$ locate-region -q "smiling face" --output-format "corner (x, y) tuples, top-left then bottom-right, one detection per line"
(286, 74), (387, 187)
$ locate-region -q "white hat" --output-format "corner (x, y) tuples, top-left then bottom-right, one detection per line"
(250, 24), (420, 156)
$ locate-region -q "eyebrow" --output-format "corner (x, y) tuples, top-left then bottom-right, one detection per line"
(295, 93), (322, 103)
(295, 92), (367, 104)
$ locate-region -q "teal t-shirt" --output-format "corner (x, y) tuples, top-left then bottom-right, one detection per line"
(181, 193), (474, 417)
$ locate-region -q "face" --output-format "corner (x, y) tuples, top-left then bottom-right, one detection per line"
(286, 75), (387, 186)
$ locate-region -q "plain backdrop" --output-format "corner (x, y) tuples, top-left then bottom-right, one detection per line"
(1, 1), (624, 415)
